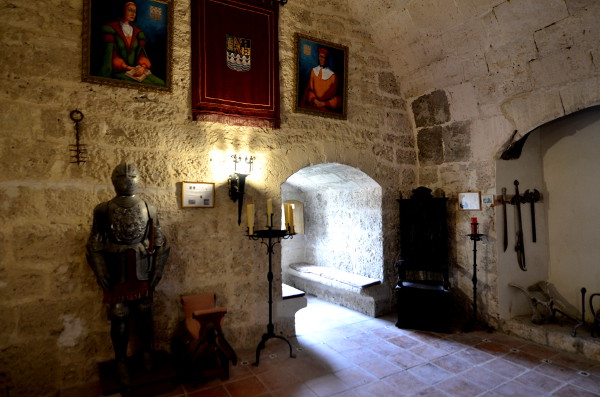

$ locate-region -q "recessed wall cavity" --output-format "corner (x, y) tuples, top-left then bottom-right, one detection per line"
(280, 163), (383, 280)
(496, 106), (600, 320)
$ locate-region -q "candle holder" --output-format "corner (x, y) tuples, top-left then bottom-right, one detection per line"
(247, 214), (295, 366)
(466, 220), (484, 332)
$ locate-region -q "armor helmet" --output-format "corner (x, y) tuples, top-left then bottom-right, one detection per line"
(111, 162), (140, 196)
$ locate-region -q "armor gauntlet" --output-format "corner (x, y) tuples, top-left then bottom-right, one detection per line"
(86, 226), (111, 291)
(149, 227), (169, 289)
(86, 249), (111, 291)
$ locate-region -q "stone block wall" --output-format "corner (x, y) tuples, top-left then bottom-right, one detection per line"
(4, 0), (600, 393)
(303, 186), (383, 280)
(0, 0), (413, 394)
(348, 0), (600, 328)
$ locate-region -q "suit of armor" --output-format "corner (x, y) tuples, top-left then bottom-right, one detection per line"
(86, 162), (169, 384)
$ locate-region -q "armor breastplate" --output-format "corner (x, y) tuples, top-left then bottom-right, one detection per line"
(108, 199), (149, 244)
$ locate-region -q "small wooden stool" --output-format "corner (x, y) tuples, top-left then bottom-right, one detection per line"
(174, 293), (237, 384)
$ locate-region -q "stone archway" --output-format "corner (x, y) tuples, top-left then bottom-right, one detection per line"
(280, 163), (387, 316)
(496, 106), (600, 320)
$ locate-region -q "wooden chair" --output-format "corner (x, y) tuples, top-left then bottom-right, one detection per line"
(173, 293), (237, 383)
(396, 187), (452, 332)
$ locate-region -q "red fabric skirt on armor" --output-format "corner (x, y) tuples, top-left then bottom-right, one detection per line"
(103, 249), (150, 304)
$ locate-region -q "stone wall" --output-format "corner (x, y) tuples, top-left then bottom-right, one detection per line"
(348, 0), (600, 328)
(280, 163), (384, 280)
(0, 0), (413, 394)
(303, 185), (383, 280)
(4, 0), (599, 394)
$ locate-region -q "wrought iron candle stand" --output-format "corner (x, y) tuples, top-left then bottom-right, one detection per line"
(248, 215), (296, 366)
(466, 219), (485, 332)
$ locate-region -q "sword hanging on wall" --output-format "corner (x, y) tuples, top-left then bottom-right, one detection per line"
(512, 180), (527, 271)
(502, 187), (508, 252)
(524, 189), (540, 243)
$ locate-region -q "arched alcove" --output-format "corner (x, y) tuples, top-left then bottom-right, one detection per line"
(496, 105), (600, 320)
(279, 163), (385, 315)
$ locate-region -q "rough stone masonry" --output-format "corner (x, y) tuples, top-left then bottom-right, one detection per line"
(1, 0), (600, 395)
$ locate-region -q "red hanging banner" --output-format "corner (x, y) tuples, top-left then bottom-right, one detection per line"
(191, 0), (280, 128)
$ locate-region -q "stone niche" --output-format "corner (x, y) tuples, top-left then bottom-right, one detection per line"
(281, 163), (391, 317)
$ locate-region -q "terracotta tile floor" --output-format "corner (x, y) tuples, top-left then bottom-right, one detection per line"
(75, 296), (600, 397)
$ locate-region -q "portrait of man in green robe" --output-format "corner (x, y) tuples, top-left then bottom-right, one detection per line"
(84, 0), (171, 91)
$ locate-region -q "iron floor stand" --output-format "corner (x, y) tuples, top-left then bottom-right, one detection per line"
(248, 221), (296, 366)
(465, 231), (492, 332)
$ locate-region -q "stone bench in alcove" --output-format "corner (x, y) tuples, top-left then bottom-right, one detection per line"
(285, 263), (389, 317)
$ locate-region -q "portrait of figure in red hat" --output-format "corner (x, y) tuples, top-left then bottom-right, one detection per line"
(295, 34), (348, 119)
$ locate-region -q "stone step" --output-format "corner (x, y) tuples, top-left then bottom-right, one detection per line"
(282, 283), (306, 300)
(285, 263), (390, 317)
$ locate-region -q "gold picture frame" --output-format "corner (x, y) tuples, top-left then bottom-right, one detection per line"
(82, 0), (173, 92)
(294, 33), (348, 120)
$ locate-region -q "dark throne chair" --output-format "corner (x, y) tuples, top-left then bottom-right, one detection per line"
(395, 186), (452, 333)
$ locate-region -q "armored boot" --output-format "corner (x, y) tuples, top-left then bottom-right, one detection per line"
(111, 303), (131, 385)
(137, 296), (155, 372)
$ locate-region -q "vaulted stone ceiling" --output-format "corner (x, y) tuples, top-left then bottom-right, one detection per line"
(284, 163), (379, 191)
(346, 0), (572, 101)
(344, 0), (598, 148)
(346, 0), (505, 93)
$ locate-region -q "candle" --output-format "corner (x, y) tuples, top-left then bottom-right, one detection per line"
(247, 204), (255, 235)
(283, 203), (290, 229)
(289, 203), (295, 234)
(267, 199), (273, 227)
(471, 217), (478, 235)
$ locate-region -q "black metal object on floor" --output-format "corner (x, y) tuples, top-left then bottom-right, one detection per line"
(466, 223), (483, 332)
(248, 216), (296, 366)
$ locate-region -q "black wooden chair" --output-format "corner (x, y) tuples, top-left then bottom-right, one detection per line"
(395, 186), (452, 332)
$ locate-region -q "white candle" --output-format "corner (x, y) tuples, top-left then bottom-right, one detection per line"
(289, 203), (295, 233)
(267, 199), (273, 227)
(247, 204), (255, 235)
(283, 203), (290, 229)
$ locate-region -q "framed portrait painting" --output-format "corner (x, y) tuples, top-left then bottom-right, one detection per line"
(294, 33), (348, 120)
(82, 0), (173, 92)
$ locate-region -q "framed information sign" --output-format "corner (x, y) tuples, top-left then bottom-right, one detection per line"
(182, 182), (215, 208)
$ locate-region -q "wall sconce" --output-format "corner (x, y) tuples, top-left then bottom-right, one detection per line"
(229, 154), (254, 225)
